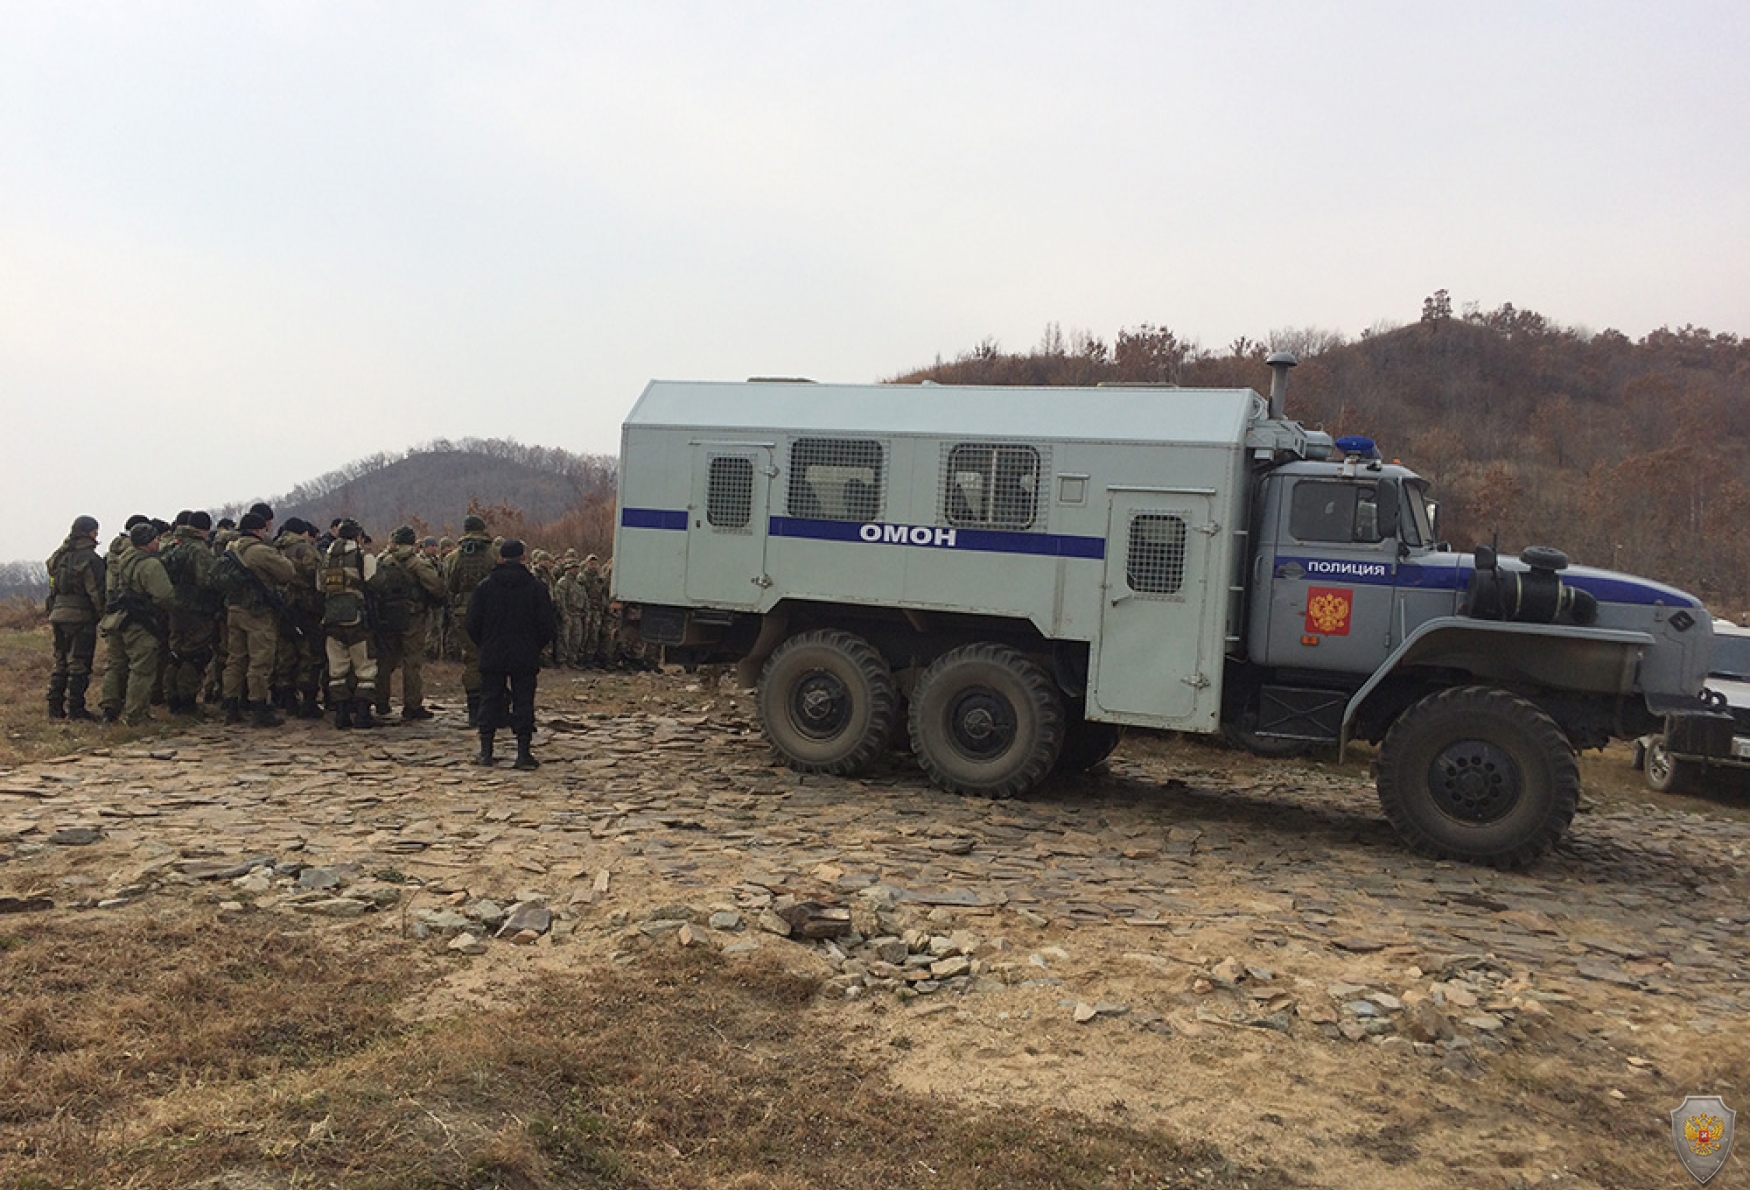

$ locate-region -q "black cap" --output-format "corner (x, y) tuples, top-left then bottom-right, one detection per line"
(499, 538), (525, 559)
(249, 502), (274, 521)
(391, 526), (416, 545)
(188, 511), (212, 531)
(239, 512), (267, 534)
(128, 523), (159, 548)
(337, 519), (362, 541)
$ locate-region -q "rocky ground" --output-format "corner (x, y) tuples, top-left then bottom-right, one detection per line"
(3, 668), (1747, 1189)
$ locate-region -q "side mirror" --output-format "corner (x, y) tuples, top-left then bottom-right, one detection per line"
(1374, 477), (1400, 539)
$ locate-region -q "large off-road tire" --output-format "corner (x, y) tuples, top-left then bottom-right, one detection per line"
(1055, 717), (1124, 774)
(757, 630), (896, 776)
(909, 643), (1064, 798)
(1642, 734), (1695, 794)
(1376, 686), (1578, 868)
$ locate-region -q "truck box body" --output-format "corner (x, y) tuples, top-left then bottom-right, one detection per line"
(615, 379), (1317, 733)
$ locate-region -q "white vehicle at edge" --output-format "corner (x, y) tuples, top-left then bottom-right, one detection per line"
(1637, 621), (1750, 792)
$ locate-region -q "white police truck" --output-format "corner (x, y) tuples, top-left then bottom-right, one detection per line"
(612, 357), (1722, 867)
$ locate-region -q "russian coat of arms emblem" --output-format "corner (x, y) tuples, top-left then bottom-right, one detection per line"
(1671, 1096), (1736, 1184)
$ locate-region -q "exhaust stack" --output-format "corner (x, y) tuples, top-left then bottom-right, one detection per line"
(1266, 351), (1298, 419)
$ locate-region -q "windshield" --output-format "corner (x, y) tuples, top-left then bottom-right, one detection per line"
(1403, 479), (1435, 547)
(1711, 632), (1750, 681)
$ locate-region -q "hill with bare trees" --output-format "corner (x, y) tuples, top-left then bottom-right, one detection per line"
(891, 294), (1750, 613)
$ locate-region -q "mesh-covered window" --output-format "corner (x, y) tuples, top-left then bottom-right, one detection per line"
(706, 455), (755, 529)
(1289, 481), (1384, 544)
(1127, 514), (1187, 596)
(787, 438), (884, 521)
(942, 443), (1045, 529)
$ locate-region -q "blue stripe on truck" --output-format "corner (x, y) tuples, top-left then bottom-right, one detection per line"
(620, 507), (1105, 559)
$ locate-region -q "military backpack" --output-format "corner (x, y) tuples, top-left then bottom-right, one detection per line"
(449, 537), (494, 595)
(368, 553), (422, 632)
(210, 548), (261, 608)
(158, 539), (216, 613)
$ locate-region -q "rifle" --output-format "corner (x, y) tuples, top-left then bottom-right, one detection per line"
(239, 563), (306, 643)
(105, 591), (167, 642)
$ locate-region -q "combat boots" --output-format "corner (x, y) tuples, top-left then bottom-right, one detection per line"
(297, 690), (324, 720)
(66, 675), (95, 720)
(333, 698), (352, 729)
(223, 698), (245, 725)
(465, 694), (481, 728)
(512, 733), (540, 771)
(249, 700), (285, 728)
(403, 705), (434, 721)
(48, 696), (66, 720)
(475, 729), (496, 766)
(351, 700), (381, 729)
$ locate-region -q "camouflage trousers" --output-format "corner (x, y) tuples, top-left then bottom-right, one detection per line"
(49, 621), (98, 713)
(165, 611), (219, 705)
(376, 615), (428, 712)
(223, 606), (281, 705)
(101, 621), (162, 724)
(325, 622), (378, 700)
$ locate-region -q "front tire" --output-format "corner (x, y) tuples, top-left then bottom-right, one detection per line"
(1643, 735), (1694, 793)
(757, 630), (896, 776)
(910, 643), (1064, 798)
(1376, 686), (1578, 868)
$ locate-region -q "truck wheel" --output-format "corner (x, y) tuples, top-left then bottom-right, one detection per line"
(1056, 718), (1123, 774)
(1376, 687), (1578, 868)
(757, 630), (896, 776)
(910, 643), (1064, 797)
(1643, 735), (1694, 793)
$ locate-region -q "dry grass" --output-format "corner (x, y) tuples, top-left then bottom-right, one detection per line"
(0, 908), (1270, 1190)
(0, 627), (189, 767)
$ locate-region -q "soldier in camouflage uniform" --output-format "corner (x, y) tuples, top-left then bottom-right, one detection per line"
(553, 559), (582, 666)
(372, 525), (446, 720)
(444, 514), (497, 725)
(272, 518), (327, 718)
(45, 515), (106, 720)
(203, 517), (237, 705)
(221, 511), (295, 728)
(580, 554), (609, 667)
(319, 519), (381, 729)
(159, 511), (220, 717)
(99, 522), (176, 726)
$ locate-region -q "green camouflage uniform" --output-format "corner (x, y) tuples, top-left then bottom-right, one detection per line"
(272, 531), (326, 715)
(371, 542), (445, 716)
(159, 525), (220, 713)
(99, 541), (176, 725)
(222, 533), (296, 711)
(444, 531), (497, 718)
(581, 559), (609, 665)
(45, 531), (106, 718)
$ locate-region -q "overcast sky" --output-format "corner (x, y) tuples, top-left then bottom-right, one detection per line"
(3, 2), (1746, 562)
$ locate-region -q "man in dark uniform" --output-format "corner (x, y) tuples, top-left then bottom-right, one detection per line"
(45, 515), (106, 720)
(464, 539), (554, 770)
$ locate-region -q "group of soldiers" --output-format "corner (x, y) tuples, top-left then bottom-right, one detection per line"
(43, 504), (646, 731)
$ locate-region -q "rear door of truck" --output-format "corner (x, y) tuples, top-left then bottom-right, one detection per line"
(1089, 487), (1217, 724)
